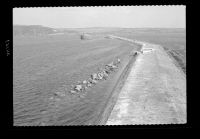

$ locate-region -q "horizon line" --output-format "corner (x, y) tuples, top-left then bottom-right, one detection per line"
(13, 24), (186, 29)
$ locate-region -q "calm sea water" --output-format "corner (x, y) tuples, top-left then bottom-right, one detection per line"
(13, 35), (136, 126)
(13, 81), (48, 125)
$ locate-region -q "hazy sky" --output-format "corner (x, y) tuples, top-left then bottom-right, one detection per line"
(13, 6), (186, 28)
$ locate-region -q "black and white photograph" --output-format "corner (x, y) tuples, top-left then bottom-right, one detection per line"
(13, 6), (186, 126)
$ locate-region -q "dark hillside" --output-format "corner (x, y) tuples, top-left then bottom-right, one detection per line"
(13, 25), (55, 36)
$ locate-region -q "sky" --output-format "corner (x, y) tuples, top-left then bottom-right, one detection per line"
(13, 6), (186, 28)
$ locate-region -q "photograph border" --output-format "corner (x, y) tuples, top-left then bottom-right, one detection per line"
(1, 0), (192, 134)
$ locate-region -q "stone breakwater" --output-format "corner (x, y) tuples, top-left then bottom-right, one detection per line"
(51, 58), (121, 100)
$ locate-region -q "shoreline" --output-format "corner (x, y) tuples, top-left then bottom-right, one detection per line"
(97, 51), (140, 125)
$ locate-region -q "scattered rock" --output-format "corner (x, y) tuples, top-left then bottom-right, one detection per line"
(107, 66), (115, 71)
(101, 71), (105, 75)
(88, 78), (93, 83)
(88, 77), (92, 81)
(106, 63), (112, 67)
(102, 71), (108, 79)
(70, 90), (76, 94)
(91, 73), (98, 80)
(117, 58), (121, 63)
(74, 85), (82, 91)
(68, 59), (119, 93)
(105, 68), (111, 74)
(97, 73), (103, 80)
(81, 86), (86, 91)
(105, 65), (110, 69)
(94, 79), (98, 83)
(106, 62), (117, 69)
(103, 70), (108, 76)
(103, 76), (108, 80)
(91, 79), (98, 84)
(113, 65), (117, 69)
(87, 83), (92, 87)
(83, 80), (87, 84)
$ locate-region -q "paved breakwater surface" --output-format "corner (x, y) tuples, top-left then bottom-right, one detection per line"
(106, 39), (186, 125)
